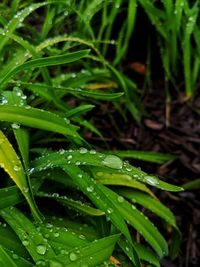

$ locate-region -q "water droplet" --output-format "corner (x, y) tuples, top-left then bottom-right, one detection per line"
(126, 166), (133, 172)
(131, 205), (136, 210)
(89, 149), (96, 154)
(59, 149), (65, 155)
(67, 155), (72, 160)
(69, 252), (77, 261)
(54, 232), (60, 237)
(102, 155), (122, 169)
(117, 196), (124, 203)
(13, 165), (21, 172)
(22, 187), (29, 193)
(11, 123), (20, 129)
(12, 254), (19, 259)
(36, 244), (47, 255)
(107, 208), (113, 214)
(79, 234), (86, 239)
(78, 174), (83, 178)
(52, 193), (59, 198)
(144, 175), (159, 185)
(125, 246), (129, 251)
(86, 186), (94, 192)
(22, 240), (29, 246)
(79, 147), (87, 154)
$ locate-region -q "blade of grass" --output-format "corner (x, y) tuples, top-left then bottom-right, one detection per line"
(0, 130), (42, 221)
(0, 105), (80, 140)
(0, 50), (90, 87)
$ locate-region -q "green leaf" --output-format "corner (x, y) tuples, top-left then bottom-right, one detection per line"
(4, 249), (33, 267)
(94, 171), (154, 196)
(111, 150), (177, 164)
(0, 245), (18, 267)
(0, 105), (81, 140)
(52, 234), (120, 267)
(0, 50), (90, 86)
(0, 186), (23, 209)
(117, 189), (176, 227)
(100, 186), (168, 258)
(2, 90), (30, 169)
(0, 130), (41, 221)
(0, 207), (56, 262)
(31, 149), (183, 192)
(0, 223), (29, 259)
(21, 82), (123, 101)
(38, 223), (89, 251)
(37, 192), (105, 216)
(118, 237), (160, 267)
(182, 178), (200, 190)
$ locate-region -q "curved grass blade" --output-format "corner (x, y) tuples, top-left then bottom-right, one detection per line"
(33, 164), (139, 265)
(31, 149), (183, 192)
(43, 216), (98, 242)
(94, 171), (154, 196)
(0, 50), (90, 87)
(0, 2), (47, 51)
(52, 234), (120, 267)
(4, 249), (33, 267)
(64, 104), (95, 118)
(118, 236), (160, 267)
(117, 190), (176, 227)
(0, 130), (41, 221)
(21, 82), (123, 100)
(0, 179), (44, 210)
(182, 178), (200, 190)
(0, 224), (29, 259)
(37, 192), (105, 216)
(111, 150), (177, 164)
(38, 223), (89, 251)
(0, 245), (18, 267)
(0, 105), (81, 140)
(134, 243), (160, 267)
(3, 90), (30, 169)
(0, 186), (23, 209)
(101, 186), (168, 258)
(0, 207), (56, 262)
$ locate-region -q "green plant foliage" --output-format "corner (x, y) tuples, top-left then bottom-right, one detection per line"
(0, 1), (184, 266)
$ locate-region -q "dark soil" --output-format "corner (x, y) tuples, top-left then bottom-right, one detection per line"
(85, 86), (200, 267)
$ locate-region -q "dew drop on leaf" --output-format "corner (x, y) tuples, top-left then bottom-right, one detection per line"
(22, 240), (29, 246)
(13, 165), (21, 171)
(107, 208), (113, 214)
(79, 147), (87, 154)
(102, 155), (123, 169)
(117, 196), (124, 203)
(12, 254), (19, 259)
(11, 123), (20, 129)
(144, 175), (159, 185)
(54, 232), (60, 237)
(69, 252), (77, 261)
(89, 149), (96, 154)
(36, 244), (47, 255)
(86, 186), (94, 192)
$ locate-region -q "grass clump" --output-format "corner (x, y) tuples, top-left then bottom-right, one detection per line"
(0, 1), (183, 267)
